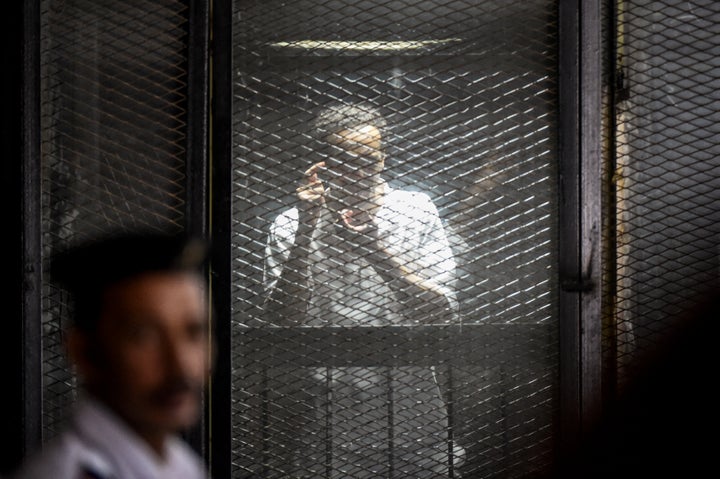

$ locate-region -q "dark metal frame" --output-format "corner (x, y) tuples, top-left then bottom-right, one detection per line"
(208, 0), (234, 477)
(558, 0), (603, 458)
(6, 0), (604, 475)
(185, 0), (212, 457)
(2, 0), (42, 473)
(20, 0), (43, 462)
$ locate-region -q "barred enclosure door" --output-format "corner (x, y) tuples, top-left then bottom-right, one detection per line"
(229, 1), (560, 477)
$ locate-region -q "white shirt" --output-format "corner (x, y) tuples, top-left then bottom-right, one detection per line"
(12, 398), (208, 479)
(264, 185), (458, 325)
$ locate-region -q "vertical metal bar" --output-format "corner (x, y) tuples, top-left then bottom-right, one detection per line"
(325, 368), (332, 479)
(1, 0), (41, 473)
(186, 0), (210, 240)
(22, 0), (43, 460)
(209, 0), (233, 477)
(445, 365), (455, 479)
(558, 0), (604, 460)
(386, 368), (394, 479)
(557, 0), (582, 459)
(184, 0), (210, 458)
(579, 0), (604, 436)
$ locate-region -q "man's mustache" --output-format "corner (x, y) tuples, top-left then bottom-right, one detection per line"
(149, 377), (202, 403)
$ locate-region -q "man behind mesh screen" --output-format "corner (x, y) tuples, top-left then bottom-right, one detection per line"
(262, 102), (464, 477)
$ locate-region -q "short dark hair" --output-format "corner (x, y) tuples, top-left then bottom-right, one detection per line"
(51, 231), (208, 332)
(313, 102), (388, 141)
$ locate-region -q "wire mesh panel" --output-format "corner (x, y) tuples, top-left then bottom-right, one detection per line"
(608, 0), (720, 390)
(231, 1), (559, 477)
(39, 0), (190, 440)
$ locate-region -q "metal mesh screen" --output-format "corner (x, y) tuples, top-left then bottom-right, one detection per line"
(39, 0), (190, 440)
(607, 0), (720, 390)
(230, 1), (559, 477)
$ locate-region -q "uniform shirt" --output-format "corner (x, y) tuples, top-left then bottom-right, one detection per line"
(254, 185), (463, 478)
(12, 398), (207, 479)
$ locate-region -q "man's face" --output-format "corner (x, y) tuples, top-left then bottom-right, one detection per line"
(77, 271), (210, 442)
(325, 124), (385, 211)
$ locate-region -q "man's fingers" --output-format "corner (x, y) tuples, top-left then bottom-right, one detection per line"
(299, 162), (327, 203)
(297, 180), (325, 203)
(297, 180), (322, 191)
(340, 209), (373, 233)
(304, 161), (326, 181)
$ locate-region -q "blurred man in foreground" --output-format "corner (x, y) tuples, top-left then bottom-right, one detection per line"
(12, 232), (212, 479)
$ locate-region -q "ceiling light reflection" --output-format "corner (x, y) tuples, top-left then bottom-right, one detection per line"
(268, 39), (462, 51)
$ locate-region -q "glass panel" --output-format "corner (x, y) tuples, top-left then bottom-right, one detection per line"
(231, 1), (559, 477)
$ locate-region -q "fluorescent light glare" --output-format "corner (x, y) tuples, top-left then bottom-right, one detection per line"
(269, 39), (462, 51)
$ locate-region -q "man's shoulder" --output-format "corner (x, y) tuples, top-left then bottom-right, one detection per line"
(12, 432), (207, 479)
(384, 187), (437, 214)
(11, 430), (113, 479)
(387, 186), (433, 202)
(165, 437), (209, 478)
